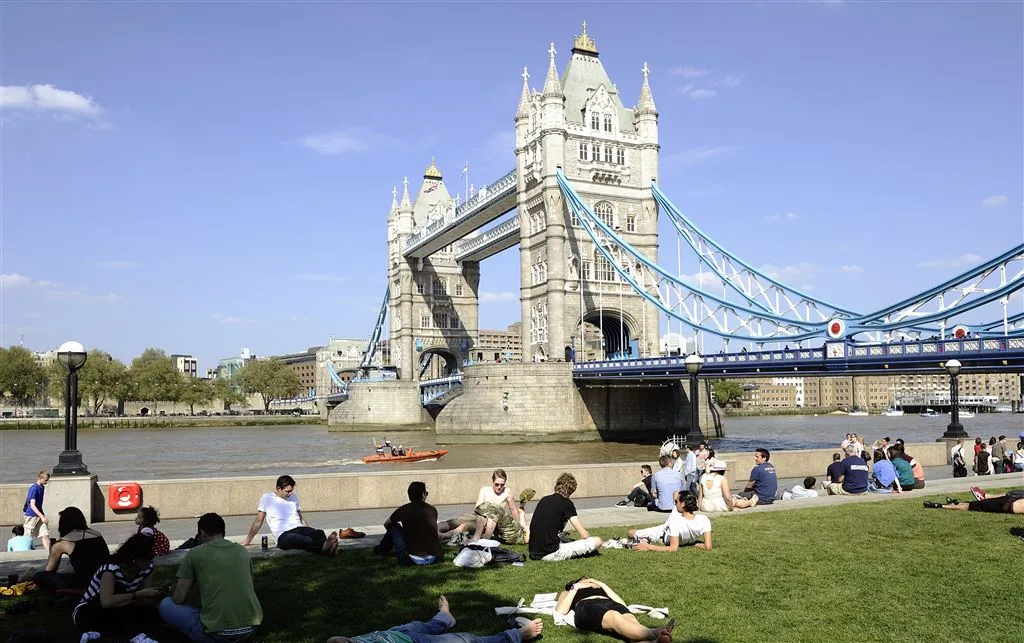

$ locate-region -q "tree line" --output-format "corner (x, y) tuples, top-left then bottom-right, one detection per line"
(0, 346), (304, 414)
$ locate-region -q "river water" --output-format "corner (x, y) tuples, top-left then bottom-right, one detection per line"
(1, 414), (1021, 483)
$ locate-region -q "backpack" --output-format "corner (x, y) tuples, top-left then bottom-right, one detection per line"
(952, 453), (967, 478)
(976, 451), (990, 474)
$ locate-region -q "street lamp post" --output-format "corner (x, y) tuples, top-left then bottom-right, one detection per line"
(942, 358), (967, 440)
(684, 353), (705, 446)
(53, 341), (89, 476)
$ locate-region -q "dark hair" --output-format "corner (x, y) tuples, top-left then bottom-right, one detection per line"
(57, 506), (88, 537)
(707, 448), (715, 458)
(989, 436), (996, 446)
(492, 469), (508, 482)
(111, 533), (155, 565)
(275, 475), (296, 490)
(198, 513), (226, 536)
(803, 477), (816, 489)
(676, 491), (698, 513)
(658, 454), (672, 468)
(554, 473), (577, 497)
(998, 435), (1006, 441)
(872, 448), (887, 463)
(889, 443), (905, 457)
(756, 448), (770, 461)
(832, 452), (842, 461)
(565, 577), (585, 591)
(883, 437), (891, 442)
(641, 464), (652, 474)
(138, 506), (160, 527)
(12, 525), (25, 536)
(408, 481), (427, 502)
(895, 438), (905, 446)
(975, 437), (982, 443)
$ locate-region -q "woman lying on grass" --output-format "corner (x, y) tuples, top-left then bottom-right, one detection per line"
(555, 578), (674, 642)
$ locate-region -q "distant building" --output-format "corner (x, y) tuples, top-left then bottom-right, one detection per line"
(273, 347), (320, 399)
(660, 332), (696, 357)
(217, 348), (255, 381)
(771, 377), (805, 407)
(33, 350), (57, 367)
(475, 323), (523, 363)
(315, 338), (369, 395)
(172, 354), (198, 378)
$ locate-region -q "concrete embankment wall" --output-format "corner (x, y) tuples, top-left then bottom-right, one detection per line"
(0, 442), (951, 526)
(328, 381), (433, 429)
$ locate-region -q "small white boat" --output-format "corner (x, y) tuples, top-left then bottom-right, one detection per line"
(882, 405), (904, 417)
(848, 410), (869, 417)
(959, 411), (975, 419)
(919, 408), (940, 418)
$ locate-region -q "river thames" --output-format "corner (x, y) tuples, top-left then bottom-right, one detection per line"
(1, 414), (1021, 483)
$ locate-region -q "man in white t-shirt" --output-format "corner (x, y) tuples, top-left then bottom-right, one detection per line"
(628, 491), (712, 552)
(781, 477), (820, 501)
(241, 475), (339, 554)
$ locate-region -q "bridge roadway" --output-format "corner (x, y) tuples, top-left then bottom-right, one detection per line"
(3, 469), (1017, 578)
(573, 335), (1024, 380)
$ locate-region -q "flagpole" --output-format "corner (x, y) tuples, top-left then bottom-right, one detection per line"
(464, 160), (469, 203)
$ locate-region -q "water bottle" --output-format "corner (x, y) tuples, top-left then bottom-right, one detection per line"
(261, 536), (268, 552)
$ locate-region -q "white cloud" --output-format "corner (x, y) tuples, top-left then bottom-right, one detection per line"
(840, 265), (865, 273)
(212, 312), (258, 326)
(669, 66), (710, 78)
(760, 262), (816, 282)
(96, 260), (140, 270)
(0, 273), (61, 288)
(299, 128), (371, 155)
(475, 130), (515, 162)
(679, 271), (724, 288)
(687, 88), (718, 100)
(479, 291), (516, 303)
(713, 75), (743, 89)
(765, 212), (799, 222)
(664, 145), (740, 167)
(917, 254), (982, 269)
(297, 273), (349, 283)
(1, 84), (104, 118)
(980, 195), (1008, 207)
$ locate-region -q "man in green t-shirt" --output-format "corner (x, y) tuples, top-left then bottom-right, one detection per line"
(159, 513), (263, 641)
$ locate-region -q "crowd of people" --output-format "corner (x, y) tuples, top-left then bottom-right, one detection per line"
(8, 430), (1021, 642)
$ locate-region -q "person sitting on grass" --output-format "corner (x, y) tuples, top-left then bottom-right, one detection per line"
(822, 452), (843, 490)
(374, 481), (443, 565)
(888, 444), (917, 492)
(697, 459), (733, 512)
(438, 469), (532, 545)
(868, 449), (903, 493)
(781, 477), (819, 500)
(629, 491), (712, 552)
(325, 595), (543, 643)
(134, 505), (170, 557)
(554, 578), (674, 642)
(923, 487), (1024, 514)
(528, 473), (603, 561)
(73, 533), (167, 643)
(731, 448), (778, 509)
(7, 524), (34, 552)
(894, 440), (926, 488)
(34, 506), (110, 594)
(615, 465), (654, 508)
(649, 455), (683, 513)
(826, 445), (870, 496)
(241, 475), (339, 555)
(160, 512), (263, 643)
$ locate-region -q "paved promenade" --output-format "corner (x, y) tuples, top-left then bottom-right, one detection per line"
(3, 470), (1020, 578)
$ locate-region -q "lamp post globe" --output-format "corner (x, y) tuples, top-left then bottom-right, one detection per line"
(942, 359), (967, 440)
(684, 354), (705, 446)
(53, 340), (90, 476)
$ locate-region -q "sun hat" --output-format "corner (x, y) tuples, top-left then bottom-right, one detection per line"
(707, 458), (727, 472)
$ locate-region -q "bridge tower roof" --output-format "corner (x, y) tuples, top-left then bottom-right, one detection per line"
(558, 23), (634, 132)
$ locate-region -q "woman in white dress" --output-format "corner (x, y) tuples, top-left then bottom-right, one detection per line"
(697, 459), (733, 512)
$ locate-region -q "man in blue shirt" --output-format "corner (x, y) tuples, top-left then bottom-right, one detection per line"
(733, 448), (778, 509)
(649, 455), (683, 512)
(683, 446), (699, 496)
(22, 470), (50, 552)
(827, 445), (870, 495)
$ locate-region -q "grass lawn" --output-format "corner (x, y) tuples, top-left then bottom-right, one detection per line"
(3, 491), (1022, 642)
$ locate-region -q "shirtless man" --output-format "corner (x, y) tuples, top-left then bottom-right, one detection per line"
(437, 469), (531, 544)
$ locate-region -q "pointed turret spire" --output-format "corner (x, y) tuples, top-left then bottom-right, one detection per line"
(542, 42), (562, 97)
(400, 176), (411, 209)
(516, 66), (531, 118)
(636, 62), (657, 116)
(390, 186), (398, 211)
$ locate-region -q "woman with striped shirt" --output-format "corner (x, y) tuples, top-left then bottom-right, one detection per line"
(73, 533), (166, 643)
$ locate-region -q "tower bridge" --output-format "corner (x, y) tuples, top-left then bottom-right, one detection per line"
(326, 25), (1024, 443)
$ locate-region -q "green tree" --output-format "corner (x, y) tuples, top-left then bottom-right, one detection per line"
(0, 346), (46, 406)
(238, 359), (302, 412)
(179, 377), (215, 415)
(213, 376), (249, 411)
(76, 350), (129, 415)
(711, 379), (745, 408)
(129, 348), (184, 413)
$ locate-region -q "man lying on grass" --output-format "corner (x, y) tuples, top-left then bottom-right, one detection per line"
(627, 491), (712, 552)
(325, 595), (543, 643)
(923, 487), (1024, 514)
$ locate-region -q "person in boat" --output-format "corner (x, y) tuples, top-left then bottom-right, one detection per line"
(438, 469), (532, 545)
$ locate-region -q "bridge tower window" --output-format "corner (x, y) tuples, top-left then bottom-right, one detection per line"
(595, 253), (616, 282)
(603, 114), (612, 132)
(616, 148), (625, 165)
(416, 280), (425, 295)
(590, 113), (600, 130)
(579, 141), (589, 161)
(432, 278), (447, 296)
(626, 214), (637, 232)
(455, 281), (464, 296)
(420, 314), (430, 328)
(594, 201), (615, 228)
(604, 145), (613, 163)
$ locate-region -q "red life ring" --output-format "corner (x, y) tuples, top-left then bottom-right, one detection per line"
(107, 483), (142, 511)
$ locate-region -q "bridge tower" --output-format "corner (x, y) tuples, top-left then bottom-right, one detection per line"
(515, 24), (661, 363)
(387, 160), (479, 381)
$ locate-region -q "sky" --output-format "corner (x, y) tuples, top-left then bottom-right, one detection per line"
(1, 1), (1022, 372)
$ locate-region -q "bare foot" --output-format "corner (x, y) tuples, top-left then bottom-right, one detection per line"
(438, 595), (451, 616)
(657, 618), (675, 643)
(322, 531), (339, 554)
(519, 618), (543, 641)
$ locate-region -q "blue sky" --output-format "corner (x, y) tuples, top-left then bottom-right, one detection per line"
(1, 1), (1021, 371)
